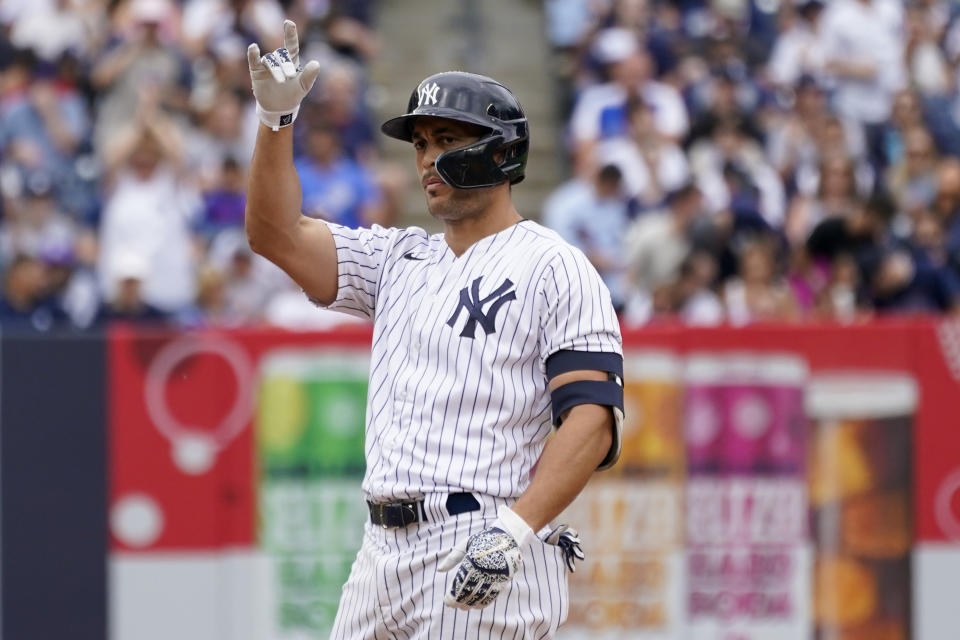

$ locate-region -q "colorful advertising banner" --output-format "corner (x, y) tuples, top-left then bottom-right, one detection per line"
(104, 320), (960, 640)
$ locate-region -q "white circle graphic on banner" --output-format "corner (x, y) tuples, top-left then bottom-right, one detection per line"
(733, 393), (771, 439)
(111, 493), (164, 547)
(144, 335), (254, 475)
(935, 467), (960, 540)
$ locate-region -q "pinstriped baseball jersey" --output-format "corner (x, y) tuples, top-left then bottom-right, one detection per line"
(319, 218), (622, 502)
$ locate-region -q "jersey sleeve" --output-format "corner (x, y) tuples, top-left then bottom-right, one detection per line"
(317, 222), (398, 321)
(538, 245), (624, 470)
(538, 245), (623, 360)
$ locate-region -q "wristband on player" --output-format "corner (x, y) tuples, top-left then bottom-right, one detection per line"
(256, 103), (299, 132)
(496, 505), (534, 547)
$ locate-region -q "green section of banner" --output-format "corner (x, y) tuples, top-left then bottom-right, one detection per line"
(257, 349), (369, 639)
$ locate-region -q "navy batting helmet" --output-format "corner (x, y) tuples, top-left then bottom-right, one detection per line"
(380, 71), (529, 189)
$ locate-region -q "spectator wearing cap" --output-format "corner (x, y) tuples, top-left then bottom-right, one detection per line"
(569, 27), (688, 175)
(89, 0), (189, 154)
(294, 123), (384, 228)
(595, 96), (689, 210)
(96, 250), (168, 324)
(542, 163), (631, 309)
(0, 172), (77, 268)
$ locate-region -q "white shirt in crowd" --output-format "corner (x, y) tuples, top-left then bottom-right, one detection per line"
(570, 81), (689, 144)
(98, 167), (200, 310)
(819, 0), (906, 124)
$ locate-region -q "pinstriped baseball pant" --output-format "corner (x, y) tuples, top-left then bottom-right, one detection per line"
(329, 494), (569, 639)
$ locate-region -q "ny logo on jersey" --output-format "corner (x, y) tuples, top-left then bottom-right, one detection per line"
(417, 82), (440, 106)
(447, 276), (516, 339)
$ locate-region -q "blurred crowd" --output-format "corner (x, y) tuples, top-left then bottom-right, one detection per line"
(0, 0), (399, 330)
(5, 0), (960, 332)
(544, 0), (960, 326)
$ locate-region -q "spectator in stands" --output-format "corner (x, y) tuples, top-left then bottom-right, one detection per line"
(767, 0), (825, 88)
(819, 0), (906, 166)
(0, 172), (76, 268)
(96, 251), (169, 324)
(186, 87), (257, 191)
(0, 57), (90, 210)
(98, 103), (200, 313)
(785, 153), (864, 247)
(180, 0), (284, 59)
(197, 157), (247, 239)
(885, 125), (940, 220)
(0, 254), (63, 330)
(672, 249), (724, 326)
(295, 122), (383, 228)
(7, 0), (90, 62)
(688, 117), (785, 228)
(597, 97), (689, 210)
(304, 63), (377, 163)
(869, 245), (960, 314)
(904, 0), (951, 96)
(569, 27), (688, 174)
(723, 234), (800, 325)
(542, 164), (630, 309)
(621, 183), (705, 325)
(933, 159), (960, 276)
(89, 0), (189, 153)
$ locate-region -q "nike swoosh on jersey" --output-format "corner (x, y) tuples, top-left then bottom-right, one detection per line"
(402, 251), (427, 260)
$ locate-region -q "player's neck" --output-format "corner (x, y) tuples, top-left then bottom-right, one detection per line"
(443, 199), (523, 257)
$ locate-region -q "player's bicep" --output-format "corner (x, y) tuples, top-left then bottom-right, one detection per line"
(268, 215), (339, 305)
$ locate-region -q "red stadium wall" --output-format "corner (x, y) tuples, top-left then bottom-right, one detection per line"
(105, 320), (960, 640)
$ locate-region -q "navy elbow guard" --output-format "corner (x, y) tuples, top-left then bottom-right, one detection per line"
(546, 350), (624, 470)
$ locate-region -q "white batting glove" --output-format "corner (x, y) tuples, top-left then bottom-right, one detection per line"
(247, 20), (321, 131)
(541, 524), (585, 572)
(437, 505), (533, 610)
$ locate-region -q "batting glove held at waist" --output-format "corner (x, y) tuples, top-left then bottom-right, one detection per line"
(247, 20), (321, 131)
(541, 524), (585, 573)
(437, 505), (533, 610)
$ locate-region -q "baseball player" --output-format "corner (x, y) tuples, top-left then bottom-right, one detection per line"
(246, 21), (624, 639)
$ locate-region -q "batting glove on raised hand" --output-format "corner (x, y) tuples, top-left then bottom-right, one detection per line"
(438, 505), (533, 610)
(541, 524), (585, 572)
(247, 20), (321, 131)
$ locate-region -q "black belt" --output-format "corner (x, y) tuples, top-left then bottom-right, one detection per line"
(367, 492), (481, 528)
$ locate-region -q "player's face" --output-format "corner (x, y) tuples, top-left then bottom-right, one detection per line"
(411, 117), (496, 222)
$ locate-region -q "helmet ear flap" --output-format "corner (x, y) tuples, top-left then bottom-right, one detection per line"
(435, 134), (509, 189)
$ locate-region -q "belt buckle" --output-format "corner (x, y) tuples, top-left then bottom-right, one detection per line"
(379, 503), (388, 529)
(401, 502), (417, 526)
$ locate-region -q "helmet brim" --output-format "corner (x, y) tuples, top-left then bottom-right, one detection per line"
(381, 107), (497, 142)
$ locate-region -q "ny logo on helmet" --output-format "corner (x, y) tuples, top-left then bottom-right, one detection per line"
(447, 276), (516, 339)
(417, 82), (440, 106)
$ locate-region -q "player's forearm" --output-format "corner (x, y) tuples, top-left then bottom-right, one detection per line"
(245, 124), (304, 259)
(510, 404), (613, 532)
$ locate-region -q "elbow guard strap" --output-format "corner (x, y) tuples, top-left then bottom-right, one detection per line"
(546, 350), (624, 470)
